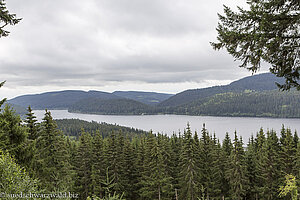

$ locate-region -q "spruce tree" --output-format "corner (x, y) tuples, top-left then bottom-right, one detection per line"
(199, 124), (214, 199)
(0, 105), (29, 167)
(24, 106), (39, 140)
(91, 130), (105, 197)
(34, 110), (72, 192)
(227, 132), (248, 200)
(74, 130), (93, 199)
(245, 135), (259, 200)
(221, 132), (233, 199)
(140, 133), (172, 200)
(260, 130), (281, 199)
(280, 127), (296, 176)
(179, 125), (199, 200)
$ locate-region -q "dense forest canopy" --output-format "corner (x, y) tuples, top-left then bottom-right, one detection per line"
(211, 0), (300, 90)
(0, 104), (300, 199)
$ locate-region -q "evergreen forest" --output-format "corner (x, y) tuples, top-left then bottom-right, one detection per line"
(1, 102), (300, 199)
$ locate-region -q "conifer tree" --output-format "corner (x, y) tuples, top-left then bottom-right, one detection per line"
(24, 106), (39, 140)
(91, 130), (105, 197)
(227, 132), (248, 200)
(221, 132), (233, 199)
(140, 133), (172, 200)
(254, 128), (266, 198)
(280, 127), (297, 176)
(169, 134), (182, 196)
(135, 136), (146, 198)
(75, 130), (93, 199)
(199, 124), (214, 199)
(210, 137), (224, 199)
(211, 0), (300, 90)
(260, 130), (281, 199)
(34, 110), (72, 192)
(0, 105), (28, 166)
(245, 135), (259, 200)
(0, 81), (6, 108)
(179, 125), (200, 200)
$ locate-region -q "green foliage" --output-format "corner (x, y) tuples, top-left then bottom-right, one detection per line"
(69, 98), (154, 115)
(175, 90), (300, 117)
(34, 110), (72, 192)
(0, 0), (21, 38)
(211, 0), (300, 90)
(278, 174), (298, 200)
(0, 81), (6, 109)
(55, 119), (147, 138)
(0, 150), (39, 199)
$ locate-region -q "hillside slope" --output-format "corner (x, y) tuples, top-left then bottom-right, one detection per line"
(68, 98), (154, 115)
(158, 73), (284, 107)
(113, 91), (173, 105)
(8, 90), (121, 109)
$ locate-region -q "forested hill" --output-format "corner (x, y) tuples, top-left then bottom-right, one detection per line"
(8, 73), (300, 118)
(8, 90), (121, 109)
(55, 119), (147, 138)
(113, 91), (173, 105)
(165, 90), (300, 118)
(158, 72), (285, 107)
(68, 98), (154, 115)
(8, 90), (173, 109)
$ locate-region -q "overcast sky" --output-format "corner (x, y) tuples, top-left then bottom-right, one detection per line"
(1, 0), (268, 99)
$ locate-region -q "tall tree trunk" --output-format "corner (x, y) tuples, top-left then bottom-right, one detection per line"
(158, 186), (161, 200)
(175, 188), (178, 200)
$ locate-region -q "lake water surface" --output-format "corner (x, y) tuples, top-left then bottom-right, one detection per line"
(34, 110), (300, 140)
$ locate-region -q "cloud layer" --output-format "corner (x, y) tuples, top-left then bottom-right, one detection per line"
(1, 0), (254, 99)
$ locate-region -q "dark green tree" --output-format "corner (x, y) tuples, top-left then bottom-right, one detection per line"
(24, 106), (39, 140)
(0, 0), (21, 38)
(221, 132), (233, 199)
(75, 130), (93, 200)
(179, 125), (200, 200)
(0, 81), (6, 108)
(260, 130), (281, 199)
(34, 110), (72, 192)
(211, 0), (300, 90)
(0, 105), (28, 166)
(91, 130), (105, 198)
(199, 125), (214, 199)
(0, 150), (39, 199)
(227, 132), (249, 199)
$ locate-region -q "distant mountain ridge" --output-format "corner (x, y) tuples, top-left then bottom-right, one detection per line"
(158, 73), (285, 107)
(8, 90), (173, 110)
(8, 90), (121, 110)
(8, 73), (298, 118)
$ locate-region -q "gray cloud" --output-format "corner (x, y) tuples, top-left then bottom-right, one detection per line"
(0, 0), (253, 98)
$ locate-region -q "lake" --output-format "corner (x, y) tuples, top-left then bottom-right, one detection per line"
(34, 110), (300, 140)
